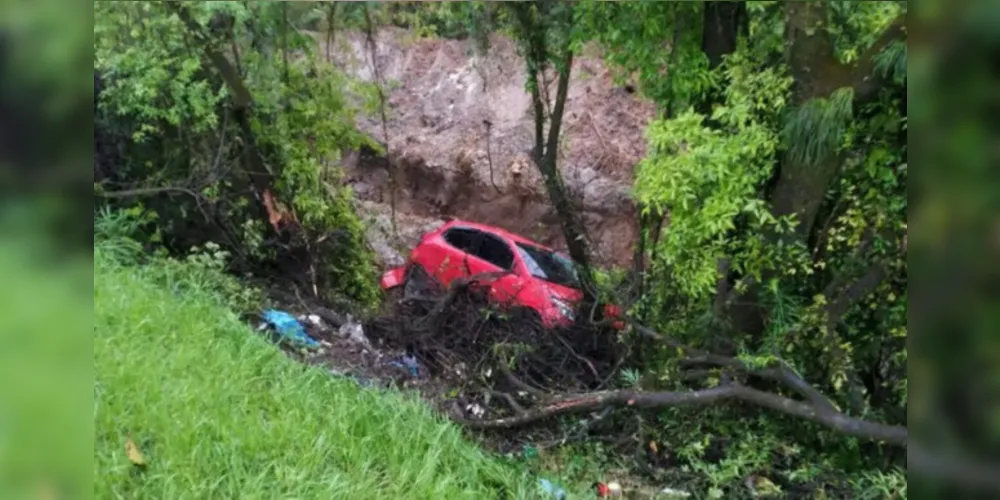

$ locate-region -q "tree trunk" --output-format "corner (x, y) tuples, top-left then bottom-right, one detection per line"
(701, 1), (748, 69)
(767, 2), (844, 240)
(769, 2), (904, 241)
(540, 51), (596, 295)
(513, 1), (597, 303)
(325, 4), (336, 63)
(167, 2), (292, 236)
(734, 0), (905, 345)
(697, 1), (748, 118)
(697, 1), (750, 324)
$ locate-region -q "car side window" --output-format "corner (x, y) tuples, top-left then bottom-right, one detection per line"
(475, 233), (515, 270)
(443, 228), (482, 254)
(442, 227), (514, 271)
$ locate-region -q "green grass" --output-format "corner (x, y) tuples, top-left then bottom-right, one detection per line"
(94, 243), (540, 499)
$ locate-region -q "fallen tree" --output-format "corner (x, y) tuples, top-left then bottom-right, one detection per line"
(453, 318), (907, 446)
(453, 383), (904, 446)
(367, 273), (906, 447)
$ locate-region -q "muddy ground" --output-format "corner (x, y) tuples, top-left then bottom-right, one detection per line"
(316, 28), (656, 269)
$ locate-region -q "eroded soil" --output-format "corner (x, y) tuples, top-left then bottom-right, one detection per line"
(319, 29), (656, 268)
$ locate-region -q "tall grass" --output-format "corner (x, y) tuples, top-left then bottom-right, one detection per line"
(93, 228), (537, 498)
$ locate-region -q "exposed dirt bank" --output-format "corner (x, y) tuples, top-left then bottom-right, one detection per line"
(320, 29), (657, 268)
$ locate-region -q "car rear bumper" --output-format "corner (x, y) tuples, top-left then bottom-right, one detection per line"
(380, 266), (406, 290)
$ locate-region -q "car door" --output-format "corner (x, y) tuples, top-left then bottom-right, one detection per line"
(467, 232), (527, 307)
(433, 227), (485, 287)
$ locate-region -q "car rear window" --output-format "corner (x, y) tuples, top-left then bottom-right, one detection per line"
(516, 243), (579, 288)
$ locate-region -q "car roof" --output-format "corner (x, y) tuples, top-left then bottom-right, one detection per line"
(439, 219), (556, 252)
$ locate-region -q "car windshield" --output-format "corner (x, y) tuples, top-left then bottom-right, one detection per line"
(516, 243), (580, 289)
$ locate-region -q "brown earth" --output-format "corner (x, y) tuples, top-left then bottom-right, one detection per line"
(322, 28), (656, 268)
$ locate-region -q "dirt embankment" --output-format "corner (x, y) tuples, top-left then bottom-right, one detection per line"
(324, 29), (656, 268)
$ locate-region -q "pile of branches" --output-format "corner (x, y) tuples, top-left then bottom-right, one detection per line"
(365, 274), (625, 415)
(365, 273), (908, 450)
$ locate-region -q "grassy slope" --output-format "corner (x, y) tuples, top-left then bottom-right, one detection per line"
(93, 249), (538, 499)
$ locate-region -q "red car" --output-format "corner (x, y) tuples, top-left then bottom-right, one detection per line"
(380, 219), (624, 329)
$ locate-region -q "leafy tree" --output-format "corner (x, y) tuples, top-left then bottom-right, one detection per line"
(94, 1), (381, 307)
(544, 0), (908, 492)
(506, 0), (597, 303)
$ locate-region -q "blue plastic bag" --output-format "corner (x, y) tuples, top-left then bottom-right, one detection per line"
(261, 309), (319, 348)
(389, 353), (421, 377)
(538, 478), (567, 499)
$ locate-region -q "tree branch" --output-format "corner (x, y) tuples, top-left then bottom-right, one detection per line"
(626, 320), (895, 433)
(682, 351), (838, 413)
(755, 363), (838, 413)
(552, 332), (600, 379)
(850, 14), (906, 102)
(418, 271), (508, 326)
(486, 390), (526, 414)
(510, 3), (546, 161)
(96, 185), (203, 199)
(500, 361), (550, 399)
(542, 51), (571, 167)
(167, 2), (252, 109)
(824, 262), (887, 326)
(362, 5), (396, 237)
(453, 382), (906, 445)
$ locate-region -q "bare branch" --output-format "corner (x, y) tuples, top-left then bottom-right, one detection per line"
(454, 382), (906, 445)
(483, 119), (501, 194)
(362, 5), (395, 236)
(96, 185), (202, 199)
(625, 320), (893, 433)
(498, 359), (549, 398)
(485, 390), (526, 414)
(756, 363), (838, 413)
(418, 272), (507, 325)
(824, 263), (887, 325)
(552, 332), (600, 379)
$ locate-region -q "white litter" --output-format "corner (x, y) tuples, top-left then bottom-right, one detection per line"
(338, 315), (370, 346)
(465, 403), (486, 418)
(660, 486), (691, 497)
